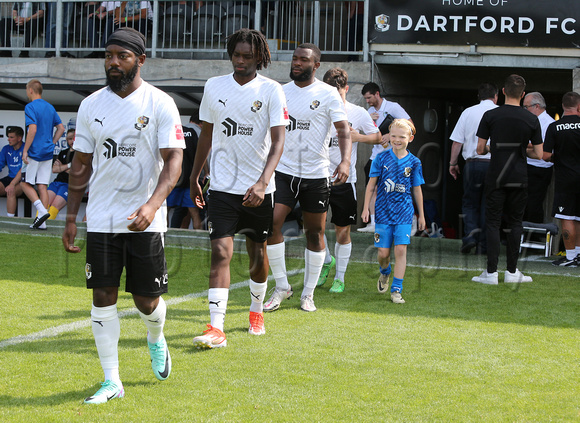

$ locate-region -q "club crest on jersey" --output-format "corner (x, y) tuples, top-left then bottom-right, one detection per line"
(135, 115), (150, 131)
(85, 263), (92, 279)
(251, 100), (263, 113)
(404, 167), (412, 177)
(374, 233), (380, 243)
(310, 100), (320, 110)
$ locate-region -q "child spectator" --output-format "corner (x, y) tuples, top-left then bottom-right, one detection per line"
(0, 126), (24, 216)
(47, 128), (75, 219)
(361, 119), (425, 304)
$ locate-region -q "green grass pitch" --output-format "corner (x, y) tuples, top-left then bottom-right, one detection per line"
(0, 218), (578, 422)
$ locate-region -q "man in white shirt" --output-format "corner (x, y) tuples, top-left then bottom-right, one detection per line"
(359, 82), (412, 232)
(264, 43), (351, 313)
(189, 29), (288, 348)
(317, 67), (380, 293)
(449, 83), (498, 254)
(62, 28), (184, 404)
(522, 92), (555, 223)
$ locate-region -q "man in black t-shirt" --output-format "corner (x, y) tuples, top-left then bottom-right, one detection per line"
(167, 114), (204, 229)
(543, 91), (580, 267)
(472, 74), (543, 284)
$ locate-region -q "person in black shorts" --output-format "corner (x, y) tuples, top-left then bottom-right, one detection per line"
(473, 74), (543, 285)
(543, 91), (580, 266)
(264, 44), (351, 313)
(189, 29), (288, 348)
(62, 28), (185, 404)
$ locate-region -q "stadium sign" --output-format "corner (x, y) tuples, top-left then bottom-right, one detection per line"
(369, 0), (580, 49)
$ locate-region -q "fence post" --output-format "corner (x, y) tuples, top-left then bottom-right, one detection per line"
(151, 0), (159, 58)
(363, 0), (369, 62)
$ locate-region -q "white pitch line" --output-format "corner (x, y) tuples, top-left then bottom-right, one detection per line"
(0, 269), (304, 350)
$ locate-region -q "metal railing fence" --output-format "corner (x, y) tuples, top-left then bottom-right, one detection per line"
(0, 0), (369, 60)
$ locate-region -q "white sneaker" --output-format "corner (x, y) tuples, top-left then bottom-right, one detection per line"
(472, 270), (498, 285)
(504, 269), (532, 283)
(300, 294), (317, 312)
(390, 291), (405, 304)
(263, 286), (293, 312)
(357, 223), (375, 233)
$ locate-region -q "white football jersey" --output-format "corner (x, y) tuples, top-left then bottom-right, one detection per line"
(199, 73), (288, 195)
(74, 81), (185, 233)
(328, 101), (379, 183)
(277, 79), (348, 179)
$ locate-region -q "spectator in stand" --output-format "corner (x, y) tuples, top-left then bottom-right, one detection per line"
(449, 83), (498, 254)
(85, 2), (119, 58)
(115, 1), (153, 38)
(0, 2), (45, 58)
(346, 1), (363, 62)
(358, 82), (412, 233)
(46, 128), (75, 219)
(522, 92), (555, 223)
(21, 79), (66, 230)
(543, 91), (580, 267)
(44, 2), (75, 57)
(472, 74), (543, 285)
(0, 126), (25, 216)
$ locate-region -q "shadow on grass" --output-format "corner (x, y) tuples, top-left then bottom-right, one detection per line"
(3, 226), (578, 332)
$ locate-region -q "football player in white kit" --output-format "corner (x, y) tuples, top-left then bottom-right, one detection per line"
(62, 28), (184, 404)
(189, 29), (288, 348)
(264, 44), (352, 312)
(317, 68), (380, 293)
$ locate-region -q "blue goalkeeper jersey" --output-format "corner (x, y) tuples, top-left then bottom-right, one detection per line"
(370, 149), (424, 225)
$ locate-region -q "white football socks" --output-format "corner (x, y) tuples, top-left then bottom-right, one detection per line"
(139, 296), (166, 344)
(208, 288), (229, 331)
(323, 235), (332, 264)
(249, 280), (267, 313)
(267, 242), (290, 290)
(335, 242), (352, 282)
(33, 199), (48, 216)
(302, 249), (325, 297)
(91, 304), (121, 383)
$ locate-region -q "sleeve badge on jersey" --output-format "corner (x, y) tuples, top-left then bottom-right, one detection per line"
(283, 106), (289, 120)
(404, 167), (412, 177)
(251, 100), (263, 113)
(175, 124), (185, 141)
(135, 115), (150, 131)
(310, 100), (320, 110)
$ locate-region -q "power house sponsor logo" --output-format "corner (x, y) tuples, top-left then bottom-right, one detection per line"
(286, 115), (311, 132)
(221, 118), (254, 137)
(102, 138), (137, 159)
(384, 178), (407, 193)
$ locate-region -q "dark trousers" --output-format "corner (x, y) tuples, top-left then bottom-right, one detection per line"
(462, 160), (489, 250)
(524, 165), (553, 223)
(485, 186), (527, 274)
(0, 18), (43, 48)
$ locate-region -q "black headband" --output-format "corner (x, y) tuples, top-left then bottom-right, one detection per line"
(105, 28), (146, 56)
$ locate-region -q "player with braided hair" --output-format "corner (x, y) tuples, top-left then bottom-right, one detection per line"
(190, 28), (288, 348)
(226, 28), (271, 70)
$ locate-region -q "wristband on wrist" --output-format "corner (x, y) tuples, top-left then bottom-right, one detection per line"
(449, 162), (457, 166)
